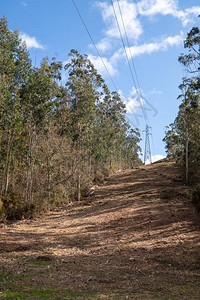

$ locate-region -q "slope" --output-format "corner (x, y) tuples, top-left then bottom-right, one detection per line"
(0, 161), (200, 299)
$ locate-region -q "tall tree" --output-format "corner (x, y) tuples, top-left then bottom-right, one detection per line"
(0, 16), (31, 195)
(164, 26), (200, 183)
(65, 49), (104, 200)
(20, 57), (59, 203)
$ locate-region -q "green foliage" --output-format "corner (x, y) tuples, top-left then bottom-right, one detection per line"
(0, 271), (100, 299)
(0, 288), (99, 299)
(163, 25), (200, 186)
(1, 191), (19, 210)
(0, 17), (142, 219)
(0, 192), (35, 220)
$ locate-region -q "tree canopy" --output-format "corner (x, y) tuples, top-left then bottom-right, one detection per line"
(0, 17), (142, 220)
(164, 26), (200, 183)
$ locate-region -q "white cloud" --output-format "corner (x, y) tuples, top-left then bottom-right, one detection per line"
(95, 0), (200, 51)
(95, 0), (200, 52)
(20, 32), (44, 49)
(124, 97), (141, 114)
(96, 0), (143, 41)
(137, 0), (200, 27)
(88, 54), (117, 77)
(111, 32), (184, 63)
(123, 87), (144, 114)
(91, 0), (199, 81)
(183, 7), (200, 26)
(110, 48), (124, 65)
(96, 38), (112, 53)
(163, 33), (183, 46)
(129, 32), (184, 57)
(137, 0), (179, 17)
(129, 42), (161, 56)
(185, 6), (200, 16)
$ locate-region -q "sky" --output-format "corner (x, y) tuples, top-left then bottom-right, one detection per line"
(1, 0), (200, 162)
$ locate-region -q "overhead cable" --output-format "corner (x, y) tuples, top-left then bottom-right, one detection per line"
(71, 0), (118, 91)
(111, 0), (149, 124)
(71, 0), (141, 130)
(110, 0), (137, 90)
(116, 0), (141, 91)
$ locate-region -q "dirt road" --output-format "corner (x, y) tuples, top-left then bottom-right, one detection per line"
(0, 161), (200, 299)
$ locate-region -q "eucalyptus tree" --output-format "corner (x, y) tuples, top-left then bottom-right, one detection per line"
(164, 77), (200, 182)
(90, 84), (112, 175)
(179, 27), (200, 74)
(0, 16), (31, 196)
(163, 123), (183, 160)
(65, 49), (104, 200)
(164, 26), (200, 182)
(20, 57), (60, 203)
(0, 16), (142, 216)
(101, 89), (129, 168)
(125, 128), (141, 168)
(178, 27), (200, 182)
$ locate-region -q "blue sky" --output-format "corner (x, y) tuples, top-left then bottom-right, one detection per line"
(1, 0), (200, 162)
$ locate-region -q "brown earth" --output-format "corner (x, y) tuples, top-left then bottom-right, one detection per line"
(0, 161), (200, 299)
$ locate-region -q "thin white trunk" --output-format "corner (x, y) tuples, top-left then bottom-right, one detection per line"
(26, 122), (34, 204)
(1, 130), (13, 195)
(77, 124), (81, 201)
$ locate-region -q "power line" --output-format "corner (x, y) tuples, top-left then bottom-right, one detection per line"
(115, 0), (149, 123)
(71, 0), (118, 91)
(72, 0), (147, 134)
(71, 0), (139, 129)
(111, 0), (137, 90)
(72, 0), (151, 128)
(111, 0), (149, 124)
(113, 0), (154, 163)
(116, 0), (141, 92)
(116, 0), (152, 126)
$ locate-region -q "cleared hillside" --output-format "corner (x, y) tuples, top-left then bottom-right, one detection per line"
(0, 161), (200, 299)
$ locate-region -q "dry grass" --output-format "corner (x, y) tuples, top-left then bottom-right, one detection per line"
(0, 161), (200, 299)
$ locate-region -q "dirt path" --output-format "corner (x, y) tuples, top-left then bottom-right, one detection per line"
(0, 161), (200, 299)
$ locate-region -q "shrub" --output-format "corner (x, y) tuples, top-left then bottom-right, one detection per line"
(1, 192), (35, 220)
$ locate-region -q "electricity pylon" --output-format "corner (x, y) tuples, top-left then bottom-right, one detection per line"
(144, 124), (152, 164)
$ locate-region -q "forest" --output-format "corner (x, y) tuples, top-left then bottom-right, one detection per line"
(1, 14), (200, 221)
(0, 16), (142, 220)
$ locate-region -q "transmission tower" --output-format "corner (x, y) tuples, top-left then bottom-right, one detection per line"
(144, 125), (152, 164)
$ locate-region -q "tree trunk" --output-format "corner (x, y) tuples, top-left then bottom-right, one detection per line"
(185, 127), (189, 184)
(119, 147), (122, 170)
(26, 122), (35, 204)
(47, 159), (51, 201)
(1, 129), (14, 195)
(89, 147), (92, 174)
(77, 124), (81, 201)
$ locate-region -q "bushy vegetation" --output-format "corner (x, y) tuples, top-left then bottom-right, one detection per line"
(163, 26), (200, 187)
(0, 17), (142, 220)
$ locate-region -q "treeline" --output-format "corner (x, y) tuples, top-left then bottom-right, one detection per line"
(163, 26), (200, 210)
(0, 17), (141, 220)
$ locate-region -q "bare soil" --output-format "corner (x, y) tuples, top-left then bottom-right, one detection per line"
(0, 161), (200, 299)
